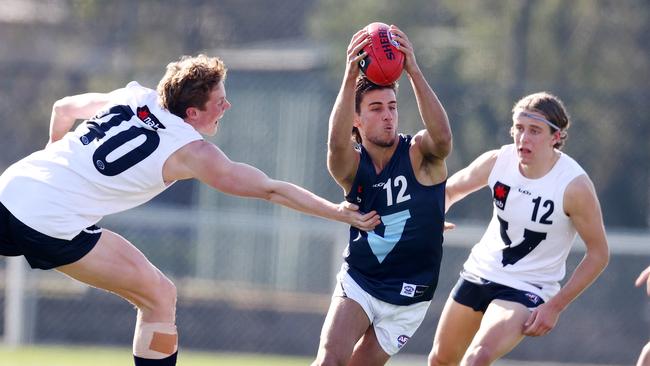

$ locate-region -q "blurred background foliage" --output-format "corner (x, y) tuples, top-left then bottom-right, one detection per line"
(1, 0), (646, 227)
(311, 0), (649, 227)
(0, 1), (648, 364)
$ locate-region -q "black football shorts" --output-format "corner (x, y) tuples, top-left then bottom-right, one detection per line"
(452, 273), (545, 313)
(0, 201), (101, 270)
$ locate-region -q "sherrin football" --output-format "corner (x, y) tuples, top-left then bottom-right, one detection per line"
(359, 22), (404, 86)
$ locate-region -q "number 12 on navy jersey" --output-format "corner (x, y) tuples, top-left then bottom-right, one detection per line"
(382, 176), (411, 206)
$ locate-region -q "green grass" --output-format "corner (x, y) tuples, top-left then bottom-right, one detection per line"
(0, 345), (313, 366)
(2, 345), (601, 366)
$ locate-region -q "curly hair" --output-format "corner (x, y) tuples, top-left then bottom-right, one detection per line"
(157, 54), (227, 118)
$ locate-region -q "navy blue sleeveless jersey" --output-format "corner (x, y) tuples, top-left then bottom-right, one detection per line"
(343, 134), (445, 305)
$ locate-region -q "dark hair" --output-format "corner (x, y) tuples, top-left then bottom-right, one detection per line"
(352, 76), (398, 144)
(512, 92), (570, 149)
(157, 54), (227, 118)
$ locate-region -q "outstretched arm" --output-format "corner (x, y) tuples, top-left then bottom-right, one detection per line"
(445, 150), (499, 212)
(49, 93), (113, 144)
(524, 175), (609, 336)
(390, 25), (451, 161)
(165, 141), (381, 231)
(441, 150), (498, 232)
(327, 29), (369, 193)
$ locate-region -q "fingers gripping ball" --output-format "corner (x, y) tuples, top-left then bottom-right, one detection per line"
(359, 22), (404, 85)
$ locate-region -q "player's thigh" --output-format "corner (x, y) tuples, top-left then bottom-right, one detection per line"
(465, 299), (529, 359)
(349, 326), (390, 366)
(430, 296), (483, 363)
(317, 296), (371, 358)
(55, 229), (168, 303)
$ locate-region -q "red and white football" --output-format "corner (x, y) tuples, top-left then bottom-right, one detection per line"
(359, 22), (404, 85)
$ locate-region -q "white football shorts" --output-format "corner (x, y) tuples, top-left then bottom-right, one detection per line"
(334, 270), (431, 355)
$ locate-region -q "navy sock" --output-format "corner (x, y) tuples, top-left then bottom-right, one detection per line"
(134, 351), (177, 366)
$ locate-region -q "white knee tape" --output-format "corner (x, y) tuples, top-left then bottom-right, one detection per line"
(133, 322), (178, 359)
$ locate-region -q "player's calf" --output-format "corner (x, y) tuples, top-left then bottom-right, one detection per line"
(130, 271), (178, 365)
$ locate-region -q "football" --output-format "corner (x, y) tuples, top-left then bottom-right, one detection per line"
(359, 22), (404, 85)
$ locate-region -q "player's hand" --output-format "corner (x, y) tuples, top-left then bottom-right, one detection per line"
(345, 29), (371, 79)
(635, 265), (650, 296)
(443, 221), (456, 231)
(338, 201), (380, 231)
(523, 302), (561, 337)
(388, 25), (418, 76)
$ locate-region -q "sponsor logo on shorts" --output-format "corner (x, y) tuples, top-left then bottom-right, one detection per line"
(525, 292), (541, 304)
(397, 334), (410, 348)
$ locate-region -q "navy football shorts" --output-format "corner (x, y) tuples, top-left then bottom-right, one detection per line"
(0, 202), (101, 270)
(451, 274), (545, 313)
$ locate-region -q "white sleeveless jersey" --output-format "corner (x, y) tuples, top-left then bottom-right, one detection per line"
(463, 144), (586, 300)
(0, 81), (203, 240)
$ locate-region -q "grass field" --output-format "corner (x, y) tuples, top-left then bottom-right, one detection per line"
(0, 345), (626, 366)
(0, 345), (313, 366)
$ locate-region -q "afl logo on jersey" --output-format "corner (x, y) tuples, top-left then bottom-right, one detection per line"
(493, 181), (511, 210)
(400, 283), (416, 297)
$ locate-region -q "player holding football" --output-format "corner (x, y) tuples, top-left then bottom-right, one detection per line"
(428, 92), (609, 366)
(312, 24), (452, 365)
(0, 54), (380, 366)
